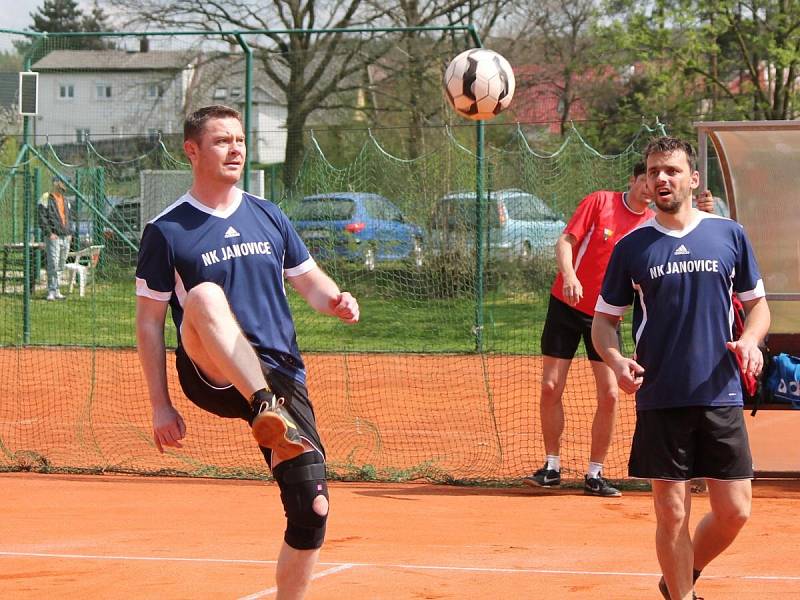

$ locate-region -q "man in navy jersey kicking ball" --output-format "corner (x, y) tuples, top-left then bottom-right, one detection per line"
(592, 136), (770, 600)
(136, 105), (359, 600)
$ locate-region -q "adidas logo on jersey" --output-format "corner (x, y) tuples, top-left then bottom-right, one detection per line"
(673, 244), (690, 256)
(224, 226), (240, 238)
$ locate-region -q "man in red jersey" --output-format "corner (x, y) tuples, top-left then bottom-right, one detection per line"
(524, 161), (713, 496)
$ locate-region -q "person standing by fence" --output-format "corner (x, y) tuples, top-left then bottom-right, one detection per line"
(38, 175), (72, 301)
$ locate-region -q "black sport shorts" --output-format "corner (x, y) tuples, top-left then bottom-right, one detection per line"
(540, 294), (619, 362)
(628, 405), (753, 481)
(174, 345), (325, 465)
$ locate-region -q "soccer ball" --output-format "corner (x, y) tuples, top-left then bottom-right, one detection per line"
(443, 48), (515, 121)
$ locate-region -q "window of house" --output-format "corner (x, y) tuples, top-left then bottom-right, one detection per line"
(230, 87), (242, 98)
(58, 84), (74, 99)
(146, 83), (164, 99)
(76, 128), (90, 143)
(95, 84), (112, 99)
(213, 87), (227, 100)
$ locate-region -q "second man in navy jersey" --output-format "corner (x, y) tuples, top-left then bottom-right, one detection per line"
(135, 105), (359, 600)
(592, 136), (770, 600)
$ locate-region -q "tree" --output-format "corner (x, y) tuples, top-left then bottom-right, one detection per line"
(0, 50), (23, 71)
(30, 0), (84, 33)
(106, 0), (388, 191)
(362, 0), (515, 158)
(605, 0), (800, 122)
(497, 0), (604, 138)
(15, 0), (114, 59)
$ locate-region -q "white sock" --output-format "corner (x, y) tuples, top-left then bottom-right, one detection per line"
(587, 462), (603, 479)
(546, 455), (560, 471)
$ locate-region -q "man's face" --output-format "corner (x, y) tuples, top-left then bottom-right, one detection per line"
(646, 150), (699, 214)
(628, 173), (651, 205)
(184, 117), (246, 184)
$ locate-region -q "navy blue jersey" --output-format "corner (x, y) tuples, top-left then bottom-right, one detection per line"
(596, 212), (765, 410)
(135, 189), (315, 383)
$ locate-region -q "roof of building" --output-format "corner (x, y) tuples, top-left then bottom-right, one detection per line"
(191, 55), (285, 107)
(32, 50), (196, 72)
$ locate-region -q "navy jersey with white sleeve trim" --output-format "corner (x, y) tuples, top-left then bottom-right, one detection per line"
(595, 212), (765, 410)
(135, 189), (315, 384)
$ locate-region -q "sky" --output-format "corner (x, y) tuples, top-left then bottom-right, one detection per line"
(1, 1), (95, 52)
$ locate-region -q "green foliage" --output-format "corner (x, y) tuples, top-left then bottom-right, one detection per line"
(0, 50), (23, 72)
(14, 0), (115, 60)
(590, 0), (800, 130)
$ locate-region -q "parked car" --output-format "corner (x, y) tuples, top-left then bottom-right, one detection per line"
(429, 189), (566, 259)
(286, 192), (424, 270)
(74, 196), (140, 247)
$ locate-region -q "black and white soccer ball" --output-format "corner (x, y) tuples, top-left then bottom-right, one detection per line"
(443, 48), (515, 121)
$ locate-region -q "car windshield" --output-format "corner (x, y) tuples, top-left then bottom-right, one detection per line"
(289, 199), (355, 221)
(505, 194), (559, 221)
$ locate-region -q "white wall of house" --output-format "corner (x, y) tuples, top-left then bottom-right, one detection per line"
(33, 70), (188, 143)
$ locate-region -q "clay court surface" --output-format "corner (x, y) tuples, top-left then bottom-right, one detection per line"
(2, 348), (800, 598)
(2, 474), (800, 599)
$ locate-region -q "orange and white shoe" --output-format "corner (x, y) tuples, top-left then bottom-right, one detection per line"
(251, 394), (305, 459)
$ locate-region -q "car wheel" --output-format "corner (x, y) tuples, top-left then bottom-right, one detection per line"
(412, 238), (423, 268)
(364, 246), (376, 271)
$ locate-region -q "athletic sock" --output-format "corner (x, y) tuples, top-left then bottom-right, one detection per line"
(249, 387), (273, 410)
(587, 461), (603, 479)
(546, 455), (560, 471)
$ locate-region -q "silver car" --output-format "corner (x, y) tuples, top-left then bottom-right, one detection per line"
(430, 189), (565, 259)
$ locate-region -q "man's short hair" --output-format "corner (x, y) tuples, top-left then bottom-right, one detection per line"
(632, 161), (646, 178)
(184, 105), (242, 142)
(643, 136), (697, 171)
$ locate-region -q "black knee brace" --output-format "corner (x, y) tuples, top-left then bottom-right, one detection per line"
(273, 452), (329, 550)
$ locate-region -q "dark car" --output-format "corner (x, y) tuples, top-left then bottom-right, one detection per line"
(287, 192), (423, 270)
(74, 196), (140, 247)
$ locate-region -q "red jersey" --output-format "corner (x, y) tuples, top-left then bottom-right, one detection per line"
(551, 190), (652, 316)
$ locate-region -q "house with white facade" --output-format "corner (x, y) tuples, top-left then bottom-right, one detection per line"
(31, 47), (287, 164)
(188, 55), (288, 165)
(32, 47), (197, 144)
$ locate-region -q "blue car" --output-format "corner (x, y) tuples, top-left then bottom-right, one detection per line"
(287, 193), (424, 270)
(430, 189), (566, 259)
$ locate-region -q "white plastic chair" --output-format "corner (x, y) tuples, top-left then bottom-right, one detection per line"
(64, 244), (103, 297)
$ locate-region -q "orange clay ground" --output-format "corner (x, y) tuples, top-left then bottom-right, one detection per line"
(1, 474), (799, 599)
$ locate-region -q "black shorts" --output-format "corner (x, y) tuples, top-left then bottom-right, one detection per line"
(175, 345), (325, 464)
(628, 405), (753, 481)
(540, 294), (619, 362)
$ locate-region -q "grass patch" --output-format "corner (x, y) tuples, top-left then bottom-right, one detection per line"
(1, 272), (558, 354)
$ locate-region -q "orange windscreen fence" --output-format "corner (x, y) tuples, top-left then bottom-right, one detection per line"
(0, 347), (637, 482)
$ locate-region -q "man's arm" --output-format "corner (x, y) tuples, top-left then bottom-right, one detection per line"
(38, 195), (55, 237)
(136, 295), (186, 452)
(591, 311), (645, 394)
(288, 266), (359, 323)
(554, 232), (582, 305)
(727, 296), (770, 377)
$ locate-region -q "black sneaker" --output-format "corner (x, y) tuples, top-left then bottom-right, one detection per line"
(583, 474), (622, 497)
(251, 393), (305, 459)
(659, 574), (701, 599)
(523, 464), (561, 487)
